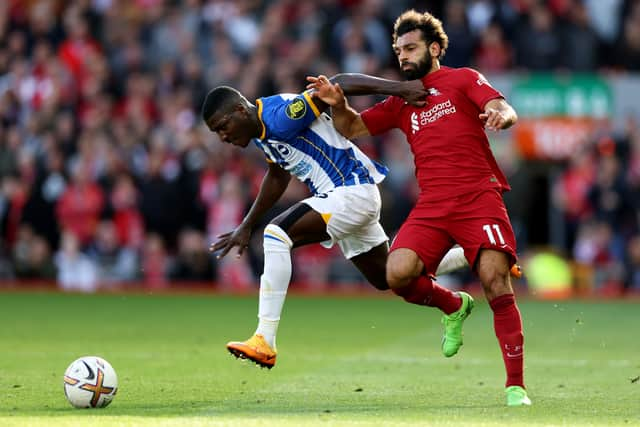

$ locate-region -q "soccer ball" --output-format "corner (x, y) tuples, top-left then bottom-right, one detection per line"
(63, 356), (118, 408)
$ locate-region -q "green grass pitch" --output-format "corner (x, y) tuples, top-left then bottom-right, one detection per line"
(0, 291), (638, 426)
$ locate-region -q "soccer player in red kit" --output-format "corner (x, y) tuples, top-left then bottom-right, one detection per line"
(307, 9), (531, 406)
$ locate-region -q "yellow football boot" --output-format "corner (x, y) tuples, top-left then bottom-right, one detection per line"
(226, 334), (277, 369)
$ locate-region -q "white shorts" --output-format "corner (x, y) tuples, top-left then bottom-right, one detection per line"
(302, 184), (388, 259)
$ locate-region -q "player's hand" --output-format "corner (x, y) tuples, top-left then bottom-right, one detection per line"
(479, 108), (509, 131)
(399, 80), (428, 107)
(209, 225), (252, 259)
(306, 75), (346, 108)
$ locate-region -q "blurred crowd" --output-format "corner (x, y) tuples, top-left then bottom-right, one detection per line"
(550, 118), (640, 294)
(0, 0), (639, 293)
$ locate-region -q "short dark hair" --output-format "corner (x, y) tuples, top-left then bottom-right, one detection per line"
(201, 86), (243, 122)
(392, 10), (449, 59)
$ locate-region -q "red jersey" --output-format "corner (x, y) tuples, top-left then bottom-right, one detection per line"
(361, 66), (510, 202)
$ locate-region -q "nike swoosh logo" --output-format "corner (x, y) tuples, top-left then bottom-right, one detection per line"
(82, 360), (95, 380)
(506, 352), (523, 358)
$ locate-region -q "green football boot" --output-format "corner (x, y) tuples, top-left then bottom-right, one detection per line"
(441, 291), (474, 357)
(506, 385), (532, 406)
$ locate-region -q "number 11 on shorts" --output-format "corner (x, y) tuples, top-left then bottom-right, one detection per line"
(483, 224), (505, 245)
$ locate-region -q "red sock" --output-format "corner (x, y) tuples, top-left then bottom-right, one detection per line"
(392, 275), (461, 314)
(489, 293), (525, 388)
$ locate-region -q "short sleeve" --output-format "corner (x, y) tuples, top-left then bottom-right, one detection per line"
(460, 68), (504, 110)
(360, 96), (403, 136)
(258, 92), (322, 140)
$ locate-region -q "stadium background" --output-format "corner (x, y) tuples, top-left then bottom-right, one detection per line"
(1, 0), (639, 297)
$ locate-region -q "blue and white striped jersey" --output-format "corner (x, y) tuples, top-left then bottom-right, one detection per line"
(252, 92), (388, 195)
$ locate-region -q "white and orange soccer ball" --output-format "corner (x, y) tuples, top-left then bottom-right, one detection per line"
(63, 356), (118, 408)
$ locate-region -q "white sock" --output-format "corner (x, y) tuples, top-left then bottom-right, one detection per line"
(435, 246), (469, 276)
(255, 224), (293, 350)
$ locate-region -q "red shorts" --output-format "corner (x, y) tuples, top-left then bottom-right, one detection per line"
(390, 189), (517, 274)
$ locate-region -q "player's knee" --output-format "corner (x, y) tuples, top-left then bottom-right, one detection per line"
(386, 267), (409, 288)
(263, 224), (293, 252)
(386, 253), (420, 289)
(479, 263), (511, 298)
(478, 249), (508, 273)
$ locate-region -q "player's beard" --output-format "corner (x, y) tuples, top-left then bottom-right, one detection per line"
(401, 54), (433, 80)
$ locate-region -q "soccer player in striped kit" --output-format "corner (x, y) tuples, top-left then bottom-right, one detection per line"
(202, 84), (474, 371)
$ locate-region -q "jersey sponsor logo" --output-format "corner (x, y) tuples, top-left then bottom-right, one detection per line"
(411, 112), (420, 134)
(413, 100), (456, 131)
(286, 99), (307, 119)
(290, 160), (312, 177)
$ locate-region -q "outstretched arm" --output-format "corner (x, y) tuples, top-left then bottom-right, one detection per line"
(307, 73), (427, 140)
(308, 73), (427, 105)
(210, 163), (291, 258)
(307, 76), (369, 139)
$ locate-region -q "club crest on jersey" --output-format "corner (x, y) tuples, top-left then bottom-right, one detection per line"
(276, 144), (291, 156)
(427, 87), (441, 96)
(286, 99), (306, 119)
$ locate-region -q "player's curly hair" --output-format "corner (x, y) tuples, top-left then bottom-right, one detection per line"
(392, 10), (448, 60)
